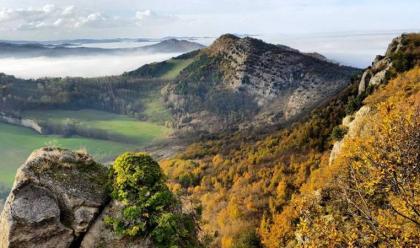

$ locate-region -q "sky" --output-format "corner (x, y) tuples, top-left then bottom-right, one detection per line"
(0, 0), (419, 40)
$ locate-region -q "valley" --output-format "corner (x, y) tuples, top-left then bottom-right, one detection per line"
(0, 32), (419, 248)
(0, 34), (366, 194)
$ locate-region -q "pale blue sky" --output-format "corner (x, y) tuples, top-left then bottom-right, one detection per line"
(0, 0), (419, 40)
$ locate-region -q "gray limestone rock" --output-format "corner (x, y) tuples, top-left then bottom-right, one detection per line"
(0, 147), (109, 248)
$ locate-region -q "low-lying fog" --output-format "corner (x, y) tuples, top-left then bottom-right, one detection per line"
(69, 41), (159, 49)
(0, 32), (412, 79)
(0, 53), (179, 79)
(265, 32), (403, 68)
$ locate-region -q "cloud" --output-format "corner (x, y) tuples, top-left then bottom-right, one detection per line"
(135, 9), (153, 21)
(0, 0), (418, 41)
(61, 6), (75, 16)
(0, 4), (180, 36)
(135, 9), (178, 26)
(0, 4), (128, 31)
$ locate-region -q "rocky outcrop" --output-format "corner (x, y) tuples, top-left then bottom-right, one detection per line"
(335, 36), (399, 163)
(357, 33), (420, 95)
(165, 34), (359, 133)
(333, 33), (420, 165)
(329, 106), (372, 165)
(0, 148), (155, 248)
(357, 55), (392, 95)
(0, 148), (109, 248)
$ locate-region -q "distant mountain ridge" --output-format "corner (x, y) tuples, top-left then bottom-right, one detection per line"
(0, 39), (205, 58)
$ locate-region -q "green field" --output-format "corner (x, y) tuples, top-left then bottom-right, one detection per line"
(0, 109), (171, 187)
(0, 122), (141, 186)
(23, 109), (171, 145)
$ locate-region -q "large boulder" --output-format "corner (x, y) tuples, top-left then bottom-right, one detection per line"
(0, 148), (109, 248)
(329, 106), (372, 165)
(358, 69), (373, 95)
(357, 56), (392, 96)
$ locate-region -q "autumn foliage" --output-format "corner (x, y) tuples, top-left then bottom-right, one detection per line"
(158, 66), (420, 247)
(260, 67), (420, 247)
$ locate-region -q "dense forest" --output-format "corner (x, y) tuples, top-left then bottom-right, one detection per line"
(160, 34), (420, 247)
(0, 74), (165, 119)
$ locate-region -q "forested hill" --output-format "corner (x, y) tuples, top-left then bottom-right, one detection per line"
(159, 33), (420, 247)
(0, 33), (418, 248)
(161, 34), (359, 133)
(0, 34), (359, 137)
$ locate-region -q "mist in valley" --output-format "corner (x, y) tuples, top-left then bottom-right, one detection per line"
(0, 53), (179, 79)
(0, 32), (407, 80)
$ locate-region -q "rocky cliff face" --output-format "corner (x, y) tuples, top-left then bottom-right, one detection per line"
(331, 33), (420, 165)
(358, 33), (420, 95)
(0, 148), (150, 248)
(164, 34), (359, 133)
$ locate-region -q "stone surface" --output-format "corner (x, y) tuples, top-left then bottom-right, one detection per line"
(385, 34), (406, 57)
(329, 106), (372, 165)
(0, 147), (109, 248)
(368, 69), (388, 86)
(81, 201), (152, 248)
(358, 70), (373, 95)
(357, 34), (414, 96)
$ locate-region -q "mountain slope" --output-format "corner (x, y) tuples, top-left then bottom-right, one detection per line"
(261, 66), (420, 248)
(163, 34), (359, 133)
(159, 33), (420, 247)
(0, 33), (418, 248)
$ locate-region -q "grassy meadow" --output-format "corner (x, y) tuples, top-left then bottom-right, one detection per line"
(23, 109), (171, 144)
(0, 109), (171, 187)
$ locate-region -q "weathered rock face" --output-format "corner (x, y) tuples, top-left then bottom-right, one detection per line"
(358, 33), (420, 95)
(0, 148), (109, 248)
(357, 55), (392, 95)
(164, 34), (360, 133)
(333, 33), (420, 165)
(329, 106), (372, 165)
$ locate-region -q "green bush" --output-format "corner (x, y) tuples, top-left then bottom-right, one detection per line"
(345, 95), (363, 115)
(234, 229), (262, 248)
(392, 51), (414, 72)
(106, 152), (201, 247)
(330, 125), (348, 141)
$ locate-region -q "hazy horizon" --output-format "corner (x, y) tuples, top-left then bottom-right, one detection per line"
(0, 1), (419, 40)
(0, 0), (419, 78)
(0, 30), (412, 79)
